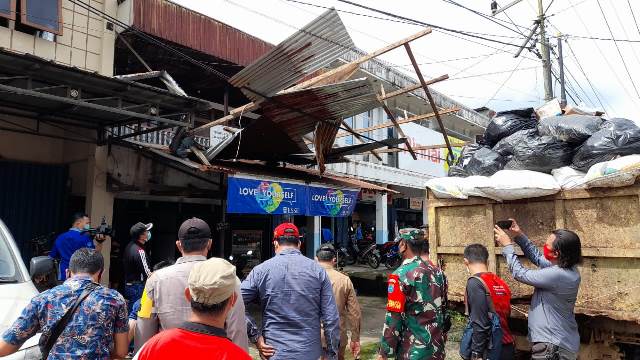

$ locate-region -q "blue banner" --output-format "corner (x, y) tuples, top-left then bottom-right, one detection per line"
(307, 186), (358, 217)
(227, 177), (307, 215)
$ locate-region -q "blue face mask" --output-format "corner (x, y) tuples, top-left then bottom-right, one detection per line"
(83, 224), (91, 230)
(147, 231), (152, 242)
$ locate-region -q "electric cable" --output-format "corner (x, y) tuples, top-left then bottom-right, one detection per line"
(484, 57), (526, 107)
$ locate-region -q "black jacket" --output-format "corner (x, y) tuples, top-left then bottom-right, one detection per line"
(123, 241), (151, 283)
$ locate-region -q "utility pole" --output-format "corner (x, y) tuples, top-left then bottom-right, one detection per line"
(538, 0), (553, 101)
(557, 34), (567, 107)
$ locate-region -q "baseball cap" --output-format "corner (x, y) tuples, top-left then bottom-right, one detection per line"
(130, 222), (153, 238)
(188, 258), (239, 305)
(178, 217), (211, 241)
(273, 223), (300, 240)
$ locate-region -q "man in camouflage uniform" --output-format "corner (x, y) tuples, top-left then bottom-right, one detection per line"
(378, 228), (449, 360)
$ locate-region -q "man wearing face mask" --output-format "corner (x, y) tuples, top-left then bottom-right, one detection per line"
(0, 248), (129, 359)
(123, 222), (153, 312)
(494, 219), (582, 360)
(378, 228), (449, 360)
(50, 212), (103, 281)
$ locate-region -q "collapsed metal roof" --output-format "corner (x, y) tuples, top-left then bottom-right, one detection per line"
(229, 8), (354, 102)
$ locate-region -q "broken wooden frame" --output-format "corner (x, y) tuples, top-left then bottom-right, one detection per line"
(191, 26), (460, 168)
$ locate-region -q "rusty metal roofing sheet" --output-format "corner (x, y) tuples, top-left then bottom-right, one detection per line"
(229, 8), (354, 101)
(131, 0), (273, 66)
(260, 77), (379, 143)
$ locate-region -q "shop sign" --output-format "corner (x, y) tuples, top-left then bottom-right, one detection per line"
(307, 187), (358, 217)
(227, 177), (307, 215)
(409, 198), (423, 210)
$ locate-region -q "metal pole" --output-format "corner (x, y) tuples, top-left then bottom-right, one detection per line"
(557, 35), (567, 107)
(538, 0), (553, 100)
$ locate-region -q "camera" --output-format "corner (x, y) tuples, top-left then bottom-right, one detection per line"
(83, 216), (115, 241)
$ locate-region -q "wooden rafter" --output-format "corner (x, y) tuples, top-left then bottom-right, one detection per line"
(374, 143), (467, 154)
(333, 108), (459, 139)
(378, 74), (449, 101)
(404, 43), (455, 165)
(341, 119), (382, 161)
(378, 84), (417, 160)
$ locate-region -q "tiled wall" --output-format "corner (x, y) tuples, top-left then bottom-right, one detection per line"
(0, 0), (116, 76)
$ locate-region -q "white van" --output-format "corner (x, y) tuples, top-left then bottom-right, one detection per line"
(0, 219), (43, 359)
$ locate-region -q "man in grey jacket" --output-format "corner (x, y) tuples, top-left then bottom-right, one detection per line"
(135, 218), (249, 352)
(242, 222), (340, 360)
(494, 219), (582, 360)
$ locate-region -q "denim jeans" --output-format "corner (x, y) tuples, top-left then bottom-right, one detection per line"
(124, 282), (144, 314)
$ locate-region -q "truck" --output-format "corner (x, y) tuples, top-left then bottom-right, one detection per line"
(427, 184), (640, 359)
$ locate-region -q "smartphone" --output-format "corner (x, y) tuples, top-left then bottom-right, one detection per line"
(496, 220), (513, 229)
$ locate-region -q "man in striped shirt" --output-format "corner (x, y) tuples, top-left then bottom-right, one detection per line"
(123, 222), (153, 313)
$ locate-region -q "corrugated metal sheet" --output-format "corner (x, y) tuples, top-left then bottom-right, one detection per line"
(229, 8), (354, 101)
(0, 161), (68, 265)
(131, 0), (273, 66)
(260, 77), (379, 142)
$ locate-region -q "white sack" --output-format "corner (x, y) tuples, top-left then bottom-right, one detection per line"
(552, 167), (587, 190)
(425, 177), (467, 199)
(477, 170), (561, 201)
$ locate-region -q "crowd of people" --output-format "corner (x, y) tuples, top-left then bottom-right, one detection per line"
(0, 213), (583, 360)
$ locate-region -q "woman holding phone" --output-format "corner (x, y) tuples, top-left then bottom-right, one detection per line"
(494, 219), (582, 360)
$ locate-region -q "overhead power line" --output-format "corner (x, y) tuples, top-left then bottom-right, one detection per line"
(595, 0), (640, 99)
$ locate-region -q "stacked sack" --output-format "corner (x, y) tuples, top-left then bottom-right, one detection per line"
(431, 106), (640, 201)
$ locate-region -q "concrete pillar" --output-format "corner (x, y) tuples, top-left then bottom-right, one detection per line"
(375, 193), (388, 245)
(305, 216), (322, 258)
(85, 146), (114, 285)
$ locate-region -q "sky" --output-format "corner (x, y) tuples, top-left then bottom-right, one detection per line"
(173, 0), (640, 118)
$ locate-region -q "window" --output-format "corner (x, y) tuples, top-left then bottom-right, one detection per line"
(344, 117), (354, 145)
(20, 0), (62, 35)
(0, 0), (16, 20)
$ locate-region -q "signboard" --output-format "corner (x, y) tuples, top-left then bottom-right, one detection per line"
(398, 123), (464, 177)
(227, 177), (307, 215)
(308, 187), (358, 217)
(409, 198), (423, 210)
(226, 176), (359, 217)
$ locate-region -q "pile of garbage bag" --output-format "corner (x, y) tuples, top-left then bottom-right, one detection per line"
(436, 101), (640, 200)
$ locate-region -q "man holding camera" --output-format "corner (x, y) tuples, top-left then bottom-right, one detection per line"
(123, 222), (153, 313)
(50, 212), (105, 281)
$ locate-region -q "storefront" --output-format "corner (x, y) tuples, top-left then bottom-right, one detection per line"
(224, 174), (361, 273)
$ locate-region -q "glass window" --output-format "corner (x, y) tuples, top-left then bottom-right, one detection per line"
(0, 231), (18, 281)
(21, 0), (62, 35)
(0, 0), (16, 20)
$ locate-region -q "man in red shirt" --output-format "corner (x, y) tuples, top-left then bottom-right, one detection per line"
(133, 258), (250, 360)
(463, 244), (515, 360)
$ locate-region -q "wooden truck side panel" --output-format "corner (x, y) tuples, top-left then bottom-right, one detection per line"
(427, 185), (640, 324)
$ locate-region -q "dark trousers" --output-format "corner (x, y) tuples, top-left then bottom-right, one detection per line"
(500, 342), (515, 360)
(124, 282), (144, 314)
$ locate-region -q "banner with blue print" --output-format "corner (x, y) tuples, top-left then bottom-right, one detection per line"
(227, 177), (307, 215)
(307, 186), (358, 217)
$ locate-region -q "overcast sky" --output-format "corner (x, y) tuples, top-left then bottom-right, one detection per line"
(174, 0), (640, 118)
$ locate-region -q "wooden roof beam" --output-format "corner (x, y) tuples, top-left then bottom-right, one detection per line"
(378, 74), (449, 101)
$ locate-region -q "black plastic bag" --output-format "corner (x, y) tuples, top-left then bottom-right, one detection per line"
(493, 129), (575, 173)
(448, 144), (507, 177)
(483, 108), (537, 147)
(538, 115), (604, 144)
(572, 118), (640, 171)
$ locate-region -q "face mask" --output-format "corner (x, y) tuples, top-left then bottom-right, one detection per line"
(543, 244), (556, 261)
(83, 224), (91, 230)
(146, 231), (152, 242)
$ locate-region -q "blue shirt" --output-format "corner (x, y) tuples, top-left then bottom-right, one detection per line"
(49, 228), (94, 280)
(503, 235), (581, 353)
(241, 248), (340, 360)
(2, 276), (129, 359)
(129, 299), (141, 321)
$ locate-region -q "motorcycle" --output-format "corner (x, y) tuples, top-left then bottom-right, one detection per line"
(346, 234), (381, 269)
(228, 250), (253, 280)
(380, 240), (402, 269)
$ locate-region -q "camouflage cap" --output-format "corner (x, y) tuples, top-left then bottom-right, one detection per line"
(398, 228), (426, 242)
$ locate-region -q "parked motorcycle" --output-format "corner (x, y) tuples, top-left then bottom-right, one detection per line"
(381, 240), (402, 269)
(343, 234), (381, 269)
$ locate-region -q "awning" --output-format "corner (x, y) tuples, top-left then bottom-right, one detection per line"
(0, 49), (212, 143)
